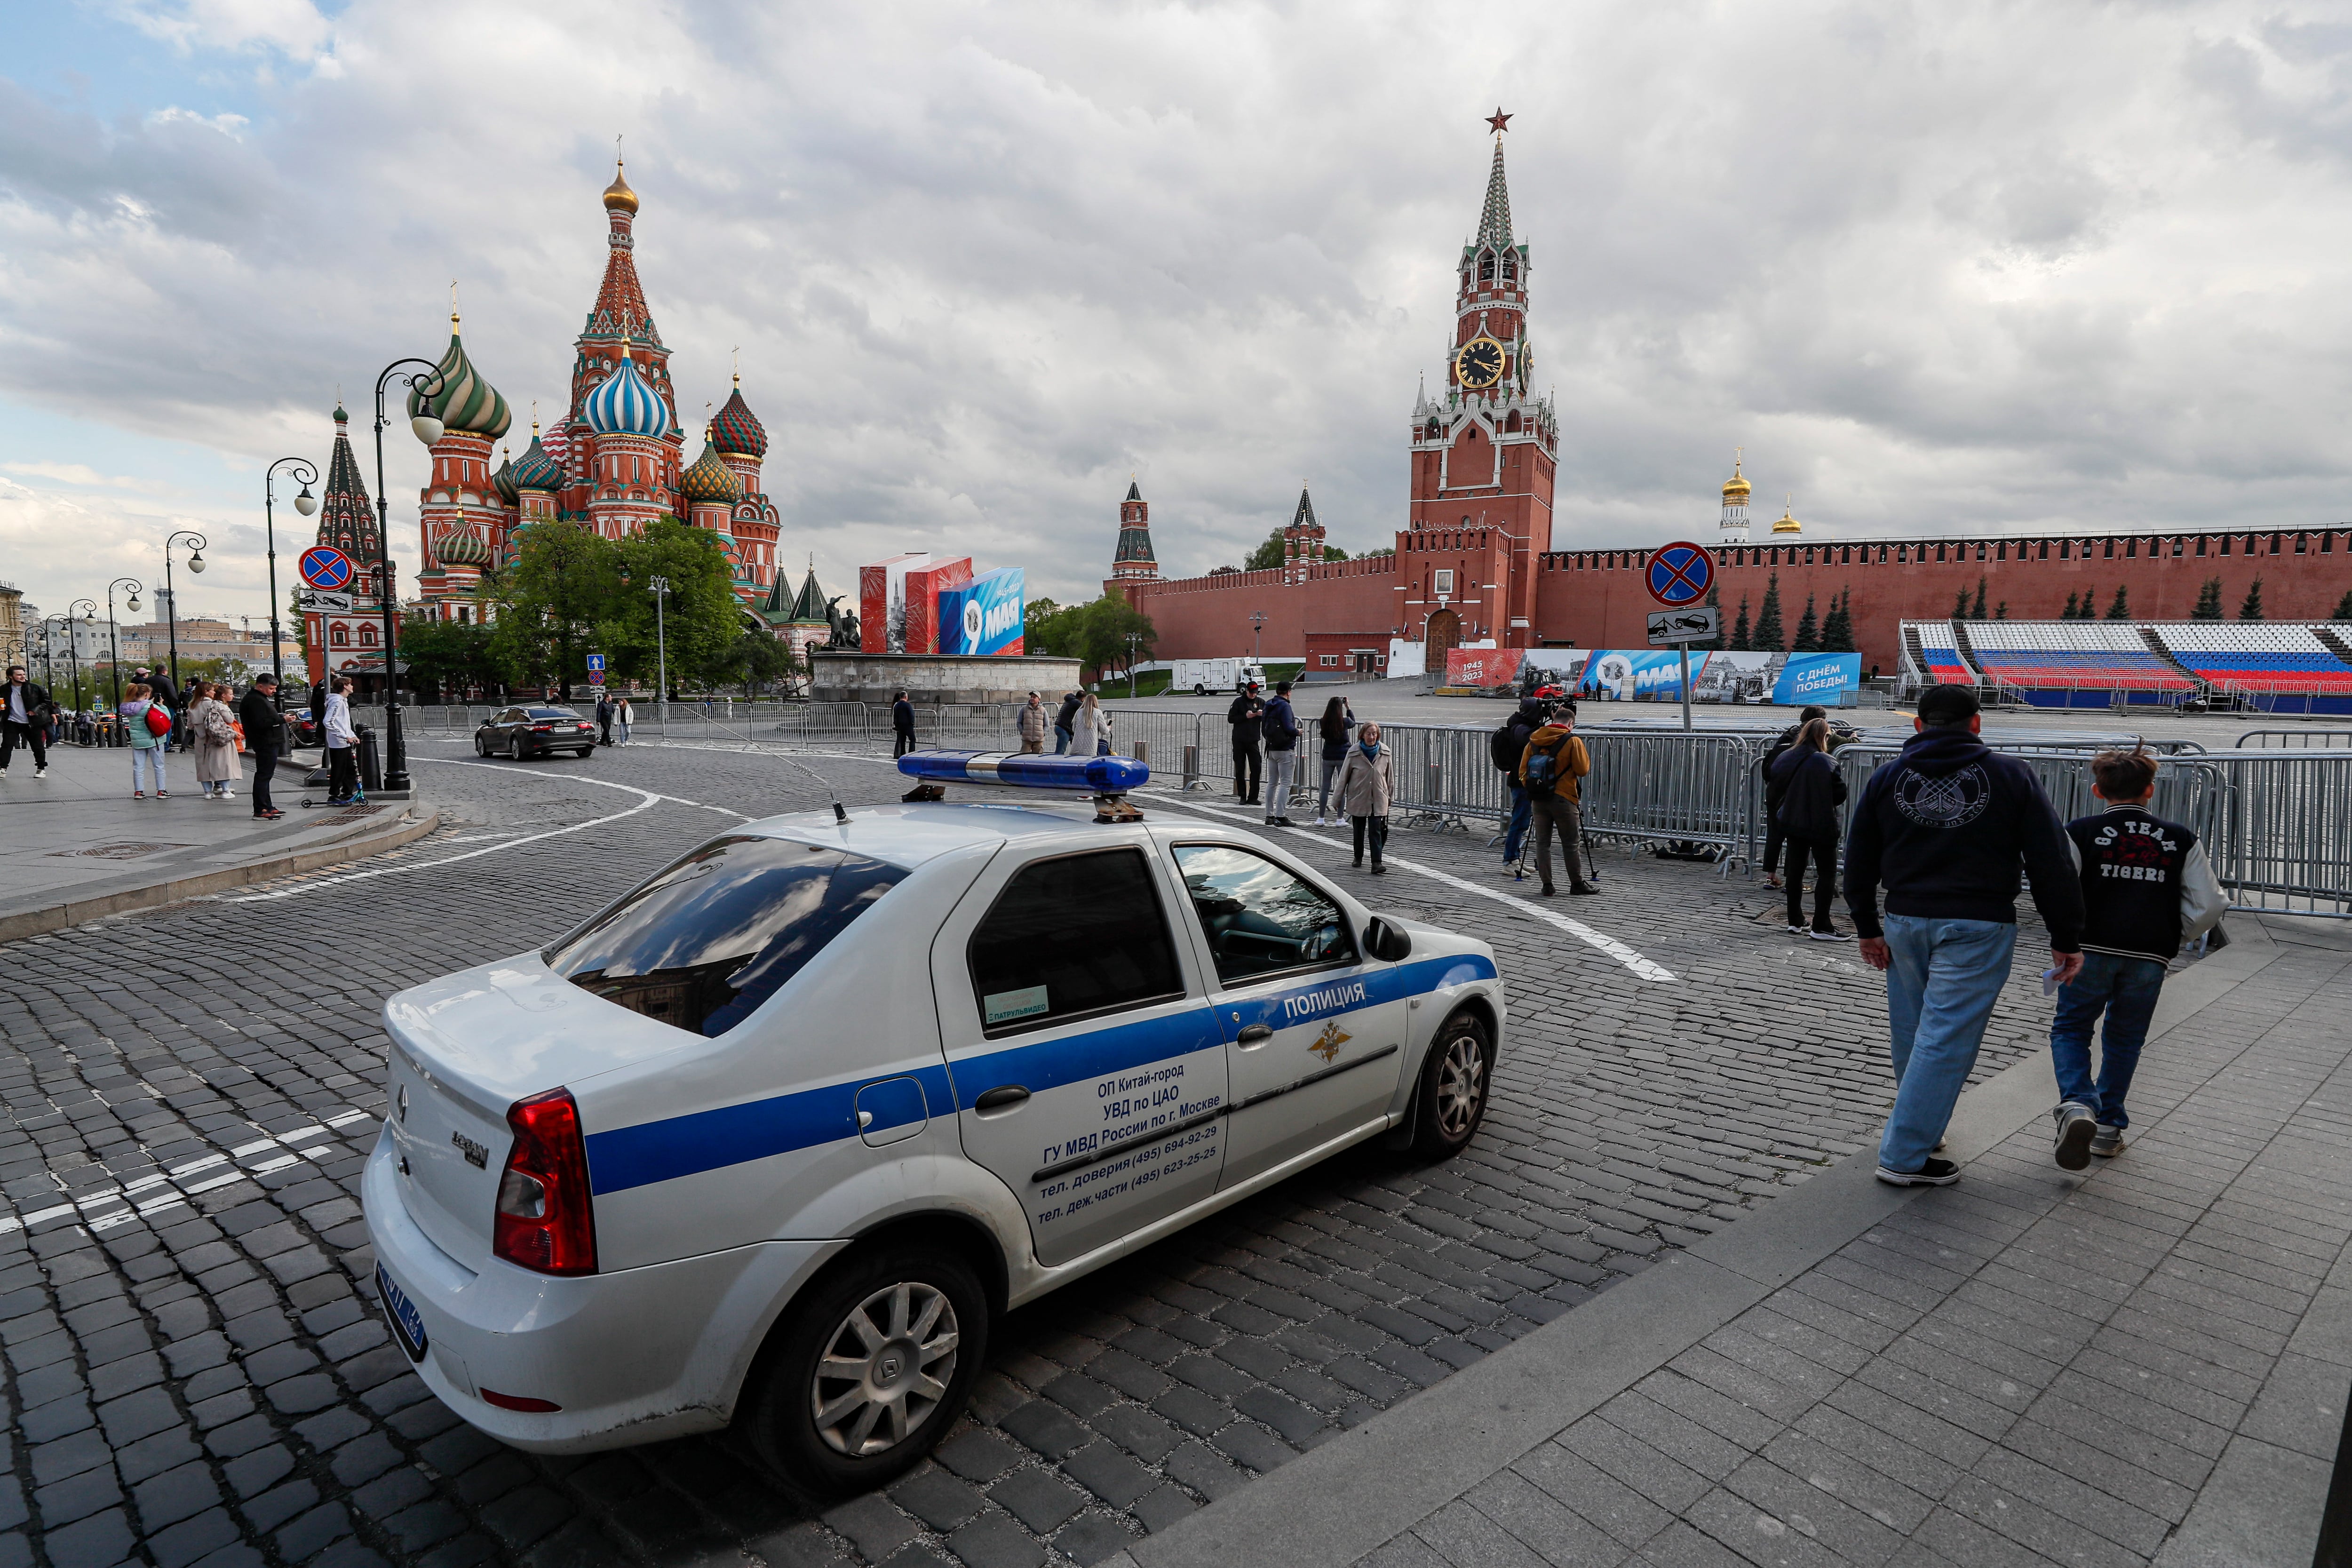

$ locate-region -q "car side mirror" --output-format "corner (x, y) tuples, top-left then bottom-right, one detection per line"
(1364, 916), (1412, 963)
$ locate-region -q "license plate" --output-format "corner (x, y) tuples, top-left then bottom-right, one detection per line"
(377, 1263), (429, 1363)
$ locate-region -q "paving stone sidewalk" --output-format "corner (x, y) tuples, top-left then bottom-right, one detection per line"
(1139, 916), (2352, 1568)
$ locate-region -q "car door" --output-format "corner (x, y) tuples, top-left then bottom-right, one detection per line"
(486, 707), (516, 747)
(932, 843), (1227, 1268)
(1168, 842), (1411, 1189)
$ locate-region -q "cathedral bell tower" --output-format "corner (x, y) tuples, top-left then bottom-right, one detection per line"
(1402, 111), (1558, 650)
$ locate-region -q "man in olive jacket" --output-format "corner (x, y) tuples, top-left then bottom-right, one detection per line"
(1518, 702), (1595, 897)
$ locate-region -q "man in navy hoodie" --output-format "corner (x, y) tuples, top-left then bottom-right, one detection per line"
(1844, 684), (2085, 1186)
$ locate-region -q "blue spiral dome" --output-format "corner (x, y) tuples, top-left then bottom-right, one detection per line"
(584, 352), (667, 438)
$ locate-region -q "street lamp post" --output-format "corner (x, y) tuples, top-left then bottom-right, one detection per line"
(104, 578), (143, 723)
(1128, 631), (1143, 698)
(37, 615), (64, 698)
(1249, 610), (1269, 663)
(371, 356), (449, 795)
(161, 529), (207, 743)
(648, 575), (671, 724)
(264, 458), (320, 712)
(66, 601), (94, 733)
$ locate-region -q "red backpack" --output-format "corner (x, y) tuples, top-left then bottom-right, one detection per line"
(144, 704), (172, 738)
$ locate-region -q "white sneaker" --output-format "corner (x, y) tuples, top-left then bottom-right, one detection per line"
(1312, 816), (1327, 827)
(32, 766), (43, 778)
(221, 788), (234, 798)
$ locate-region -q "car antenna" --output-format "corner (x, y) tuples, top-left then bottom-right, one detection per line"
(782, 755), (850, 825)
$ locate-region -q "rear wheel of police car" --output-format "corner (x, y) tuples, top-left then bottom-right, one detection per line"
(1412, 1011), (1493, 1157)
(743, 1243), (989, 1495)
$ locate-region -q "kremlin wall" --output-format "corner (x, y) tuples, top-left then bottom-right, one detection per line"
(1109, 134), (2352, 680)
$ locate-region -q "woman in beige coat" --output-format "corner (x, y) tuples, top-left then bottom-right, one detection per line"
(1332, 720), (1394, 872)
(192, 683), (243, 799)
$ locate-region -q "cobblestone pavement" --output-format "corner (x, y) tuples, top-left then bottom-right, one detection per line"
(1353, 921), (2352, 1568)
(0, 737), (2100, 1568)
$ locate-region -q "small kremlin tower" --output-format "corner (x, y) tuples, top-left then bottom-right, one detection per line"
(1112, 482), (1159, 581)
(1282, 487), (1327, 584)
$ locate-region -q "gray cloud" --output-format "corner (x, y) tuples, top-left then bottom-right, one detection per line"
(3, 0), (2352, 626)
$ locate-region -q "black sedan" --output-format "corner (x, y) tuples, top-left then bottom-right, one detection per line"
(475, 705), (596, 760)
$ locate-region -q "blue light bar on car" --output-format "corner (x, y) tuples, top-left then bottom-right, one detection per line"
(896, 750), (1150, 793)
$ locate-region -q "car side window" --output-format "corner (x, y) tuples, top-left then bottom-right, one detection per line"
(968, 848), (1184, 1037)
(1172, 845), (1357, 987)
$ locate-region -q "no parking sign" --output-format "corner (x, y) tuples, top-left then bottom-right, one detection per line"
(299, 546), (354, 593)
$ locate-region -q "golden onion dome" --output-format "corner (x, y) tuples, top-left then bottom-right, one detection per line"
(1772, 496), (1802, 535)
(1722, 454), (1751, 502)
(603, 160), (639, 214)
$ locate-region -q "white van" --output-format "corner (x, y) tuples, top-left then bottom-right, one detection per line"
(1171, 658), (1268, 695)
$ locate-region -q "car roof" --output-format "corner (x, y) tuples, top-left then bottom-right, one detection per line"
(732, 801), (1258, 870)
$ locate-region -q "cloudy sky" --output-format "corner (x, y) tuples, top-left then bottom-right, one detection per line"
(3, 0), (2349, 632)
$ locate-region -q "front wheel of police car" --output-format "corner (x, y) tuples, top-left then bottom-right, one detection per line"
(740, 1243), (991, 1496)
(1412, 1011), (1493, 1157)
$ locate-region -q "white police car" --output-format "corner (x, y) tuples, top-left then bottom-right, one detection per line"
(362, 760), (1504, 1493)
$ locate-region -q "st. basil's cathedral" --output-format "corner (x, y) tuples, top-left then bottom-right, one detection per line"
(300, 160), (836, 685)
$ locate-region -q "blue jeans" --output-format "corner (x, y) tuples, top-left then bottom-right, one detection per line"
(1504, 786), (1531, 862)
(130, 748), (167, 792)
(2049, 951), (2165, 1130)
(1878, 914), (2018, 1173)
(1053, 724), (1072, 755)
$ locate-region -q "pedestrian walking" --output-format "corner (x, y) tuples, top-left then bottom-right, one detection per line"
(1, 665), (53, 780)
(121, 682), (171, 798)
(2044, 745), (2226, 1168)
(596, 691), (614, 746)
(324, 677), (360, 804)
(1845, 684), (2085, 1188)
(615, 695), (632, 744)
(191, 683), (243, 799)
(891, 690), (917, 758)
(1312, 695), (1356, 826)
(1334, 720), (1394, 872)
(1052, 690), (1081, 756)
(177, 674), (203, 750)
(1518, 702), (1595, 897)
(1260, 680), (1301, 825)
(1490, 695), (1543, 874)
(1226, 683), (1264, 804)
(1769, 716), (1848, 939)
(1078, 692), (1114, 756)
(1757, 705), (1828, 889)
(240, 675), (286, 820)
(1017, 692), (1049, 754)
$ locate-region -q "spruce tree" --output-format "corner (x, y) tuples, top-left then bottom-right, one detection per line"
(2062, 591), (2080, 619)
(2239, 577), (2265, 621)
(1753, 574), (1785, 652)
(2334, 589), (2352, 621)
(2192, 577), (2224, 620)
(1995, 601), (2008, 620)
(1792, 594), (1820, 653)
(1701, 582), (1723, 649)
(1822, 588), (1857, 652)
(1971, 576), (1988, 621)
(1731, 596), (1752, 651)
(1953, 586), (1972, 620)
(2105, 584), (2130, 621)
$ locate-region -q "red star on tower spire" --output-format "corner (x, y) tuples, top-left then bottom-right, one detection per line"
(1485, 107), (1512, 134)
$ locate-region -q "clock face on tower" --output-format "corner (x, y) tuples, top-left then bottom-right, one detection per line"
(1457, 336), (1505, 389)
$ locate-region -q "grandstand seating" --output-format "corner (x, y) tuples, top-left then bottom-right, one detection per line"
(1959, 621), (2197, 705)
(2152, 625), (2352, 693)
(1912, 622), (1975, 685)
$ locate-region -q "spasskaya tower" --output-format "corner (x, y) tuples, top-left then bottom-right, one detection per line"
(1402, 110), (1558, 649)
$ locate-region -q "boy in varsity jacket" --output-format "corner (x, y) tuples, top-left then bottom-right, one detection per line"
(2048, 745), (2227, 1169)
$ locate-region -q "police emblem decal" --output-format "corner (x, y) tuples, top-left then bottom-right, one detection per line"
(1310, 1022), (1351, 1064)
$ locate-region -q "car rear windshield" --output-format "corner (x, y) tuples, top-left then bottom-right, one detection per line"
(528, 708), (580, 719)
(544, 836), (907, 1036)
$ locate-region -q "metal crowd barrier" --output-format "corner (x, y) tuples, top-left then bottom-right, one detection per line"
(2236, 730), (2352, 750)
(2195, 750), (2352, 918)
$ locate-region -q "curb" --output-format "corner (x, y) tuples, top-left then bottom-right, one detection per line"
(0, 804), (443, 945)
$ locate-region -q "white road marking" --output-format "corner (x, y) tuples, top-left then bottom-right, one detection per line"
(222, 762), (664, 901)
(0, 1107), (374, 1237)
(1139, 789), (1678, 983)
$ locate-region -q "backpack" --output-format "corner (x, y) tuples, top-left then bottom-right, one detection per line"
(1490, 720), (1523, 772)
(1523, 737), (1565, 799)
(1260, 703), (1290, 747)
(144, 703), (173, 738)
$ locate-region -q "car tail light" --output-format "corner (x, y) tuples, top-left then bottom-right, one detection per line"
(531, 723), (552, 731)
(493, 1089), (597, 1275)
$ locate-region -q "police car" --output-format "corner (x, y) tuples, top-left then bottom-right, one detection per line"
(362, 753), (1504, 1493)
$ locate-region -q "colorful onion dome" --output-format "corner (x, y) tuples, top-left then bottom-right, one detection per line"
(604, 159), (638, 214)
(409, 315), (512, 440)
(509, 425), (565, 491)
(492, 447), (518, 504)
(437, 523), (493, 567)
(584, 348), (666, 437)
(711, 373), (767, 457)
(679, 430), (743, 505)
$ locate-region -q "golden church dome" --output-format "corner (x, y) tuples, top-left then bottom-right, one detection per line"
(1772, 496), (1802, 535)
(1722, 456), (1751, 502)
(603, 160), (639, 214)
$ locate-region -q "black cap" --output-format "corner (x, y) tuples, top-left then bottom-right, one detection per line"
(1916, 684), (1980, 726)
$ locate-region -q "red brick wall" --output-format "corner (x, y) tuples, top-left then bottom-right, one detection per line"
(1534, 529), (2352, 674)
